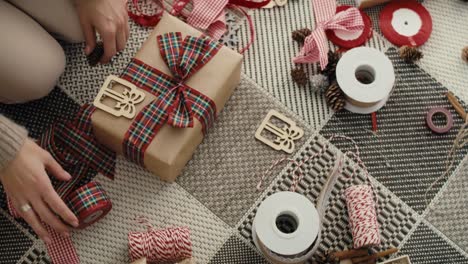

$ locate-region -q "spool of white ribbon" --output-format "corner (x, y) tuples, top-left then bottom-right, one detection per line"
(252, 154), (343, 264)
(252, 192), (319, 264)
(336, 47), (395, 114)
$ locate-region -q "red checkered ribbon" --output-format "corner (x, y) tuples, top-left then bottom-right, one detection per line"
(293, 0), (364, 70)
(7, 104), (116, 264)
(187, 0), (270, 40)
(128, 0), (165, 27)
(120, 32), (221, 166)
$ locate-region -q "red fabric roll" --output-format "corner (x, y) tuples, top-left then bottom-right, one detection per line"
(379, 0), (432, 47)
(327, 5), (372, 49)
(66, 181), (112, 229)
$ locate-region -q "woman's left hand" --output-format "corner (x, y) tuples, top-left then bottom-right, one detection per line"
(75, 0), (130, 63)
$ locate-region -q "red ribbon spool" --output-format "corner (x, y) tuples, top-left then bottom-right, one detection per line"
(66, 181), (112, 229)
(379, 0), (432, 47)
(327, 5), (372, 49)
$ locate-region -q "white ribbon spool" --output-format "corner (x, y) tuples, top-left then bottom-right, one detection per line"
(336, 47), (395, 114)
(252, 153), (343, 264)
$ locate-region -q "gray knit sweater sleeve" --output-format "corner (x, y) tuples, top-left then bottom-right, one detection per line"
(0, 115), (28, 171)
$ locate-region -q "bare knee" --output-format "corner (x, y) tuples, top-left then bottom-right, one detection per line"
(0, 42), (65, 104)
(58, 25), (85, 44)
(0, 0), (66, 104)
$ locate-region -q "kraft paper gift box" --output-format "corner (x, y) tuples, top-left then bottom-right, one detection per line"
(92, 13), (243, 181)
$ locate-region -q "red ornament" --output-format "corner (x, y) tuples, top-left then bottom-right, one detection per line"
(327, 5), (372, 49)
(379, 0), (432, 47)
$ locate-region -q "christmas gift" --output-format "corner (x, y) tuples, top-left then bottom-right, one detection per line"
(92, 13), (243, 181)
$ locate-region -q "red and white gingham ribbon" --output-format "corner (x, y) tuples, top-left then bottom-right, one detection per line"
(187, 0), (270, 46)
(187, 0), (230, 40)
(293, 0), (364, 70)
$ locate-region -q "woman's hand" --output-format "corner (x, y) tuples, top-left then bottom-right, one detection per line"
(0, 139), (79, 244)
(76, 0), (130, 63)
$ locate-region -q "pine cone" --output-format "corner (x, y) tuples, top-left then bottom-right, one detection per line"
(399, 46), (423, 62)
(292, 28), (312, 45)
(462, 46), (468, 63)
(325, 82), (346, 111)
(87, 42), (105, 66)
(320, 51), (341, 83)
(291, 67), (309, 86)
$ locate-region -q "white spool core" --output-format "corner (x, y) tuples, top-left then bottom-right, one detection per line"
(355, 65), (376, 85)
(391, 8), (422, 37)
(335, 28), (363, 41)
(275, 211), (299, 235)
(83, 210), (104, 224)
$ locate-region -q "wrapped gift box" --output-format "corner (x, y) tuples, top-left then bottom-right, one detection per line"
(92, 13), (243, 181)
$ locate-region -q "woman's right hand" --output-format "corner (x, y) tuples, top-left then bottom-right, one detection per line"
(0, 139), (79, 244)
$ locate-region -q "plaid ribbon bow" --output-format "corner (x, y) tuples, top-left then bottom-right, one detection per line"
(293, 0), (364, 70)
(8, 104), (116, 264)
(120, 32), (223, 166)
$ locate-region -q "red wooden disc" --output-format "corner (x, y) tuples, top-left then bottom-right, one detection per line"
(379, 0), (432, 47)
(327, 6), (372, 49)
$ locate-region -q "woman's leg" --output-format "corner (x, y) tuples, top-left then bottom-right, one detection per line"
(0, 1), (65, 104)
(6, 0), (84, 43)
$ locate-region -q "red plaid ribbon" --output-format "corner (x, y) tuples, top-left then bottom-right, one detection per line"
(120, 32), (221, 166)
(66, 181), (112, 229)
(7, 104), (116, 264)
(293, 0), (364, 70)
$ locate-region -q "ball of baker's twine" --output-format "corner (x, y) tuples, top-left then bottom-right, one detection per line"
(128, 219), (192, 263)
(345, 185), (381, 249)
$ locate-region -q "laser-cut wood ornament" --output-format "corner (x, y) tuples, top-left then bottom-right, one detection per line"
(93, 75), (146, 119)
(255, 110), (304, 153)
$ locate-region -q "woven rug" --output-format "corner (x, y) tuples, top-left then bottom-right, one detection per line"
(1, 1), (468, 264)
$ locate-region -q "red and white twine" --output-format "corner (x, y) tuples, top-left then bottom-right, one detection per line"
(128, 218), (192, 263)
(345, 185), (381, 248)
(257, 135), (371, 192)
(257, 134), (380, 249)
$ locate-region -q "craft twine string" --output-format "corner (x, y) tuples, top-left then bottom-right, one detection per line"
(388, 70), (468, 209)
(257, 135), (374, 194)
(256, 134), (380, 248)
(425, 118), (468, 207)
(128, 217), (192, 263)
